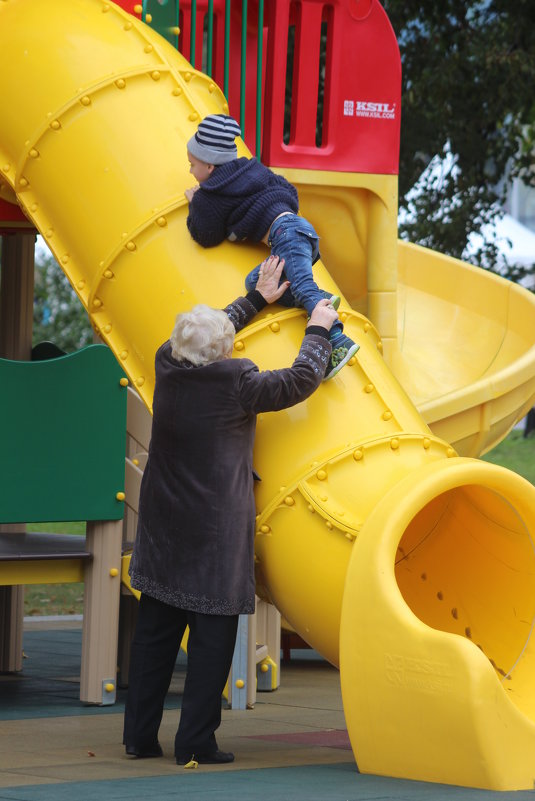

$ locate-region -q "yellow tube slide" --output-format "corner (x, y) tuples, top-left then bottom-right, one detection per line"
(2, 0), (535, 789)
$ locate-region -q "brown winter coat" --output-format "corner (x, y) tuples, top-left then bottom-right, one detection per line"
(129, 296), (330, 615)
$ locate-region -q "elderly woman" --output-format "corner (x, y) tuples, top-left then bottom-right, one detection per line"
(123, 256), (337, 767)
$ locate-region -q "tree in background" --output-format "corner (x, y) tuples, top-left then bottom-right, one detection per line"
(33, 249), (93, 352)
(383, 0), (535, 284)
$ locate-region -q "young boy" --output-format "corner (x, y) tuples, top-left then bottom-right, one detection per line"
(185, 113), (359, 380)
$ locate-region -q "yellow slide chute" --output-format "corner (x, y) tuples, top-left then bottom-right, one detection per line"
(2, 0), (535, 790)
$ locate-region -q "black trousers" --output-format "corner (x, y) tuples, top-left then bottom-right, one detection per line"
(123, 593), (239, 757)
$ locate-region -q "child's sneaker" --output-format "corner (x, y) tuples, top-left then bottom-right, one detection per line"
(318, 291), (341, 310)
(323, 336), (359, 381)
(330, 295), (341, 311)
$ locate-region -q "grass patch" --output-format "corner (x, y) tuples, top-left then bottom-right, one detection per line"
(482, 427), (535, 485)
(24, 521), (86, 617)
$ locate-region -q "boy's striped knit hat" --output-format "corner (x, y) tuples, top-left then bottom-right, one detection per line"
(187, 114), (242, 165)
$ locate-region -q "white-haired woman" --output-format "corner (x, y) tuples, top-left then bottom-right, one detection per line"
(123, 256), (338, 767)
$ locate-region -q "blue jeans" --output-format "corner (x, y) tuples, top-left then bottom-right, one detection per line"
(245, 214), (343, 338)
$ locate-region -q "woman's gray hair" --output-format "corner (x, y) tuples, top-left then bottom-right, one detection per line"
(170, 304), (235, 366)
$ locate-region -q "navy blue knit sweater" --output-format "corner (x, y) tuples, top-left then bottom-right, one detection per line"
(186, 157), (299, 247)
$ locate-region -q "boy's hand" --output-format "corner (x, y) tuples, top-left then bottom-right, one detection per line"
(308, 298), (339, 331)
(185, 185), (200, 202)
(255, 256), (290, 304)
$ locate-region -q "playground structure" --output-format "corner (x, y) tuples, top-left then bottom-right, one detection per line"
(0, 344), (127, 704)
(1, 0), (535, 790)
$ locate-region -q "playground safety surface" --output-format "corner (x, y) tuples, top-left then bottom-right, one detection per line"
(0, 619), (533, 801)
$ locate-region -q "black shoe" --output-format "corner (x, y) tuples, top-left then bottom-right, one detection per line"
(125, 742), (163, 759)
(176, 749), (235, 766)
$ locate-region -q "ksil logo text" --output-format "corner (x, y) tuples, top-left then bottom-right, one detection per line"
(343, 100), (396, 120)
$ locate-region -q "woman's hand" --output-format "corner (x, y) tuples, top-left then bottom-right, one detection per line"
(185, 185), (200, 202)
(308, 298), (339, 331)
(255, 255), (290, 304)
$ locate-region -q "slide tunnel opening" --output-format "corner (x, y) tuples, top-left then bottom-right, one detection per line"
(394, 483), (535, 718)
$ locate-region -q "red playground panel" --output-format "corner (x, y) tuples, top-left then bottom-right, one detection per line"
(261, 0), (401, 174)
(0, 197), (34, 233)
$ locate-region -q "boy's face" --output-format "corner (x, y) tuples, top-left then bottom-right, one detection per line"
(187, 151), (215, 184)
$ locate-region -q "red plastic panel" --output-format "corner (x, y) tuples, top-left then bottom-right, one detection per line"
(114, 0), (140, 13)
(0, 198), (34, 233)
(262, 0), (401, 174)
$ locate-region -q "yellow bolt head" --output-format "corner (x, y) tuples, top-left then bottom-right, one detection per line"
(109, 568), (119, 577)
(235, 679), (245, 689)
(116, 491), (126, 502)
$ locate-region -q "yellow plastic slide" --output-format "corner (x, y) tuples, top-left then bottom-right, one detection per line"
(2, 0), (535, 790)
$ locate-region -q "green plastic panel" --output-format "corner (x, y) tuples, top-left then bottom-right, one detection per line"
(0, 345), (127, 523)
(144, 0), (179, 48)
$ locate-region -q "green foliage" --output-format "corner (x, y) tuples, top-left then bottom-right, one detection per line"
(382, 0), (535, 284)
(33, 249), (93, 352)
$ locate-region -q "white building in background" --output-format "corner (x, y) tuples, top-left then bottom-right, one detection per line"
(508, 177), (535, 232)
